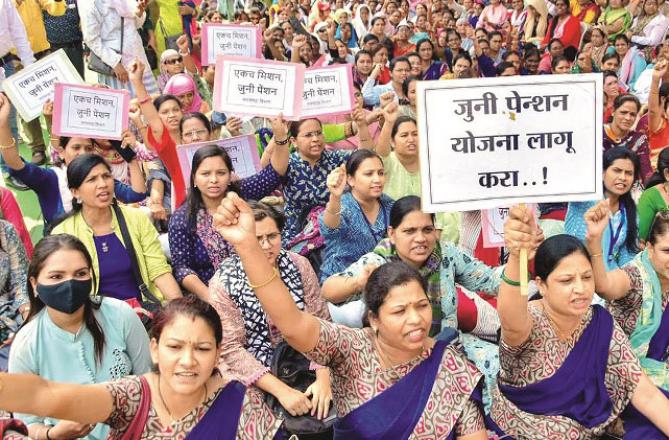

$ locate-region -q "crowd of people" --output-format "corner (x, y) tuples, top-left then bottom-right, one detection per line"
(0, 0), (669, 438)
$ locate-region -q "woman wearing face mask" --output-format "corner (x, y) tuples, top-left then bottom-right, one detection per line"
(51, 154), (182, 304)
(0, 96), (146, 226)
(565, 147), (640, 272)
(319, 150), (394, 282)
(8, 234), (151, 440)
(210, 202), (333, 424)
(585, 202), (669, 437)
(491, 209), (669, 439)
(603, 94), (652, 180)
(210, 194), (489, 439)
(1, 296), (284, 439)
(168, 129), (288, 300)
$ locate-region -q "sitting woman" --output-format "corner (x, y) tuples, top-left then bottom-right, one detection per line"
(639, 148), (669, 241)
(603, 94), (652, 181)
(565, 147), (640, 271)
(0, 96), (146, 225)
(607, 34), (647, 88)
(416, 38), (448, 80)
(540, 0), (582, 60)
(647, 61), (669, 168)
(168, 115), (289, 300)
(586, 201), (669, 436)
(319, 150), (394, 282)
(491, 208), (669, 438)
(163, 73), (211, 114)
(0, 220), (29, 371)
(8, 234), (151, 440)
(598, 0), (633, 42)
(51, 154), (182, 303)
(210, 202), (333, 422)
(1, 296), (283, 438)
(211, 194), (489, 439)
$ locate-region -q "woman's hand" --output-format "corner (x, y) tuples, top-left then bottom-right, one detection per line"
(653, 59), (668, 82)
(276, 386), (313, 417)
(127, 59), (145, 84)
(213, 192), (257, 246)
(42, 99), (54, 118)
(270, 113), (289, 142)
(120, 129), (138, 150)
(150, 200), (168, 222)
(326, 165), (347, 199)
(504, 205), (536, 258)
(226, 116), (243, 137)
(292, 34), (307, 51)
(584, 199), (610, 243)
(370, 63), (383, 79)
(352, 108), (367, 126)
(355, 263), (380, 291)
(49, 420), (96, 440)
(305, 370), (333, 419)
(113, 62), (129, 83)
(381, 101), (399, 125)
(177, 35), (190, 54)
(379, 91), (395, 109)
(0, 94), (11, 125)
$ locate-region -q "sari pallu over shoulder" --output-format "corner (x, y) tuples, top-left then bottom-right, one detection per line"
(495, 305), (615, 434)
(333, 337), (479, 440)
(627, 250), (669, 390)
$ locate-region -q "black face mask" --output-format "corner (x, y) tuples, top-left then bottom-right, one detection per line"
(36, 279), (92, 314)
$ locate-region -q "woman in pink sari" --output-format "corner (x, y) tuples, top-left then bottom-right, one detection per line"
(163, 73), (210, 114)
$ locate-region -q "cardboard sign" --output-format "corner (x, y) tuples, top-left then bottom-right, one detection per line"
(301, 64), (356, 118)
(213, 56), (305, 120)
(201, 24), (262, 66)
(417, 73), (604, 212)
(2, 49), (83, 121)
(52, 83), (129, 140)
(175, 135), (262, 187)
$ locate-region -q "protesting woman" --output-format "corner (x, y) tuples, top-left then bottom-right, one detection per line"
(603, 94), (652, 180)
(604, 70), (622, 123)
(610, 34), (647, 88)
(209, 193), (489, 439)
(168, 116), (289, 299)
(639, 148), (669, 241)
(523, 0), (549, 46)
(416, 38), (448, 80)
(50, 154), (182, 303)
(648, 60), (669, 168)
(541, 0), (582, 60)
(210, 202), (333, 421)
(8, 234), (151, 440)
(565, 147), (640, 271)
(598, 0), (633, 42)
(490, 207), (669, 438)
(1, 296), (283, 439)
(0, 96), (146, 225)
(585, 201), (669, 437)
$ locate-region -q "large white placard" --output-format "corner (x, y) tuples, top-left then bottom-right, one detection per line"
(201, 24), (262, 66)
(213, 56), (305, 119)
(417, 73), (603, 212)
(1, 49), (83, 121)
(301, 65), (355, 118)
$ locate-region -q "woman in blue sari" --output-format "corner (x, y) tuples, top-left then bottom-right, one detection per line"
(210, 193), (489, 439)
(586, 201), (669, 438)
(416, 38), (448, 80)
(493, 206), (669, 439)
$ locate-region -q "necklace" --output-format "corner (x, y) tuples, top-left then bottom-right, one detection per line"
(373, 332), (425, 369)
(157, 376), (208, 423)
(542, 306), (583, 345)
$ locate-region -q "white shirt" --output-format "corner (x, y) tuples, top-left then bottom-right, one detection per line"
(631, 14), (669, 47)
(0, 0), (35, 65)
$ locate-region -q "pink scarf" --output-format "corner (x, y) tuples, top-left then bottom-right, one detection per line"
(163, 73), (203, 113)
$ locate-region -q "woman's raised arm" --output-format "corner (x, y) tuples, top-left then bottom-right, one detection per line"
(213, 193), (321, 353)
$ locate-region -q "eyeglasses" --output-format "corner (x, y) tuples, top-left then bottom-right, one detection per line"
(299, 130), (323, 138)
(183, 129), (209, 139)
(165, 57), (183, 65)
(257, 232), (281, 246)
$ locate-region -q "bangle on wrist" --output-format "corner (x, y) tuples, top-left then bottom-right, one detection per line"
(45, 427), (53, 440)
(138, 95), (151, 105)
(275, 137), (289, 146)
(0, 138), (16, 151)
(501, 269), (521, 287)
(178, 49), (190, 57)
(590, 252), (603, 258)
(248, 267), (279, 289)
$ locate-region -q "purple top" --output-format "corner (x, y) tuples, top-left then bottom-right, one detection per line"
(94, 233), (140, 301)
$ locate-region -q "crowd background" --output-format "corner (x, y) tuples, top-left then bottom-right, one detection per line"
(0, 0), (669, 438)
